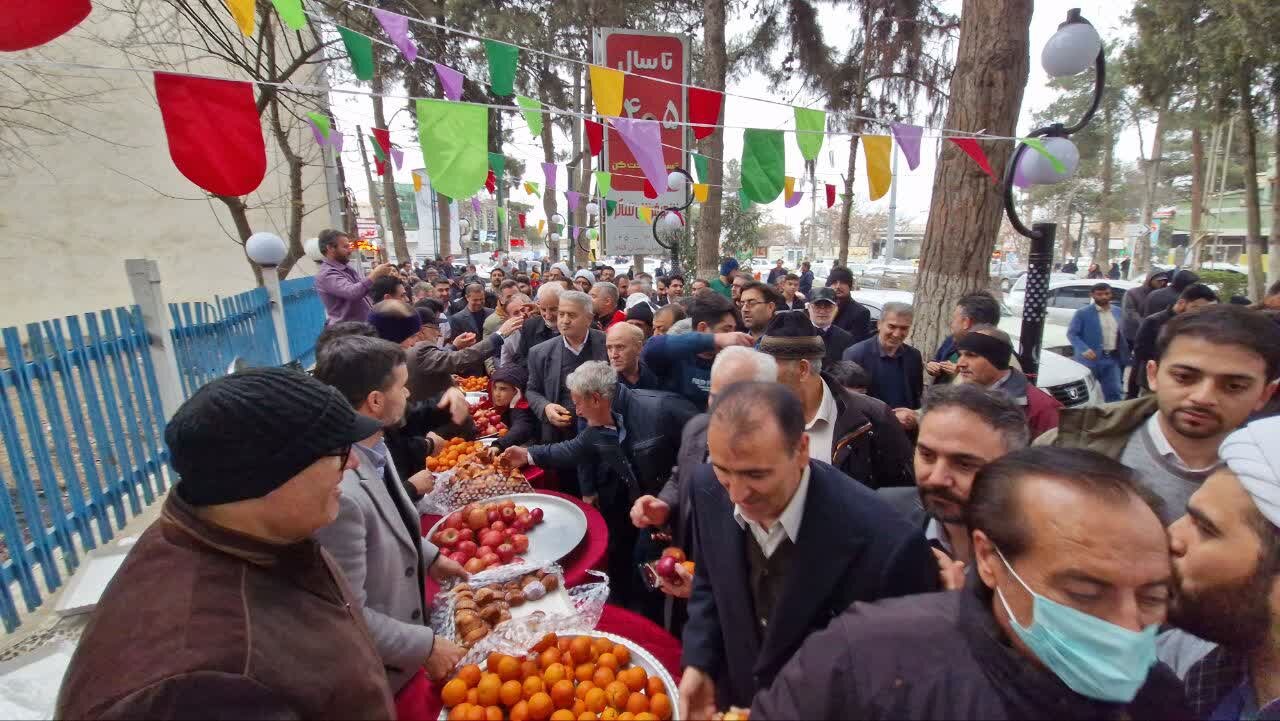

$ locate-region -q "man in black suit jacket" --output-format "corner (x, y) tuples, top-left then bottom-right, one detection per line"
(447, 282), (494, 377)
(843, 300), (923, 430)
(524, 290), (608, 444)
(678, 382), (938, 718)
(825, 267), (873, 340)
(806, 288), (854, 364)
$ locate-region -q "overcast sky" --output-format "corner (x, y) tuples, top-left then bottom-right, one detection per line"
(336, 0), (1137, 235)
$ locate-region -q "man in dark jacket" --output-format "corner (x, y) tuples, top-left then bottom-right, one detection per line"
(806, 287), (855, 364)
(57, 369), (397, 720)
(1129, 283), (1218, 397)
(928, 291), (1001, 386)
(766, 258), (787, 285)
(501, 362), (697, 604)
(758, 312), (914, 489)
(500, 282), (562, 368)
(843, 301), (925, 430)
(641, 291), (753, 409)
(678, 382), (938, 717)
(1123, 269), (1170, 344)
(525, 290), (608, 445)
(403, 303), (521, 403)
(825, 266), (872, 340)
(752, 447), (1190, 721)
(797, 261), (815, 297)
(447, 283), (495, 376)
(1145, 268), (1199, 316)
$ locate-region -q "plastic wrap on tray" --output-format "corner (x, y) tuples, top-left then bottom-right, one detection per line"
(419, 458), (534, 515)
(431, 562), (610, 666)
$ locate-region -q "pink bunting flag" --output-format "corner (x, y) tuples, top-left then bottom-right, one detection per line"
(372, 8), (416, 62)
(330, 131), (344, 153)
(390, 146), (404, 170)
(569, 225), (577, 240)
(307, 116), (327, 146)
(471, 197), (482, 213)
(542, 162), (558, 190)
(609, 117), (666, 195)
(890, 122), (923, 170)
(566, 190), (580, 212)
(433, 62), (464, 101)
(784, 191), (804, 208)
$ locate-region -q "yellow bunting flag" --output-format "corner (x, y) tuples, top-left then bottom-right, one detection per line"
(861, 134), (892, 201)
(637, 206), (652, 224)
(412, 172), (422, 192)
(784, 175), (795, 198)
(589, 65), (624, 117)
(226, 0), (255, 35)
(693, 183), (709, 202)
(537, 219), (546, 235)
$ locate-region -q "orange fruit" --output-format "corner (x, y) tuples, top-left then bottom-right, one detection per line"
(466, 689), (480, 705)
(596, 652), (619, 671)
(531, 633), (558, 653)
(592, 637), (614, 657)
(625, 692), (649, 715)
(574, 663), (595, 683)
(522, 660), (541, 680)
(542, 662), (567, 687)
(498, 656), (522, 682)
(447, 702), (471, 721)
(550, 711), (576, 721)
(557, 637), (573, 653)
(571, 699), (587, 717)
(600, 709), (620, 721)
(649, 693), (672, 721)
(584, 687), (608, 714)
(578, 714), (596, 721)
(485, 707), (504, 721)
(611, 645), (631, 667)
(569, 636), (592, 662)
(574, 681), (595, 702)
(622, 667), (647, 693)
(618, 713), (636, 721)
(538, 648), (562, 669)
(500, 680), (524, 707)
(523, 676), (545, 700)
(560, 651), (575, 669)
(645, 676), (665, 698)
(527, 692), (553, 721)
(604, 681), (630, 709)
(592, 665), (616, 688)
(550, 679), (576, 709)
(635, 714), (659, 721)
(509, 700), (530, 721)
(487, 653), (506, 674)
(457, 664), (483, 689)
(476, 675), (502, 706)
(442, 678), (469, 707)
(465, 706), (486, 721)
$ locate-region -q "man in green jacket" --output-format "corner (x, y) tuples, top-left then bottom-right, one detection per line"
(708, 258), (738, 299)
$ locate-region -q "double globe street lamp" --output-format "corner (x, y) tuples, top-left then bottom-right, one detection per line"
(650, 168), (694, 274)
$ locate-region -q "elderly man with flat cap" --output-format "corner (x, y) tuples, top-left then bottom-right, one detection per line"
(1160, 416), (1280, 719)
(57, 368), (396, 720)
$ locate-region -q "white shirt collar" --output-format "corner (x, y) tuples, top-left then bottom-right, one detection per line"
(733, 465), (810, 558)
(1146, 414), (1220, 474)
(808, 378), (838, 431)
(563, 334), (588, 355)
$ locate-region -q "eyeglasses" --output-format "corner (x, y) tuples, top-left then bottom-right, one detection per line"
(740, 299), (770, 309)
(323, 445), (352, 467)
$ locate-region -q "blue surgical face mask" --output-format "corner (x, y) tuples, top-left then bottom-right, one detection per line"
(993, 547), (1158, 703)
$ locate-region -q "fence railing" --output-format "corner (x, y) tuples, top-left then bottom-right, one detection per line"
(168, 288), (281, 399)
(0, 307), (169, 632)
(281, 276), (325, 369)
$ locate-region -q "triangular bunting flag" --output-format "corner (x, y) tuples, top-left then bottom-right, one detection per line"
(269, 0), (305, 30)
(488, 152), (505, 177)
(537, 219), (545, 235)
(793, 107), (825, 162)
(740, 128), (785, 204)
(825, 183), (836, 208)
(434, 63), (464, 101)
(692, 153), (709, 184)
(306, 111), (330, 145)
(484, 40), (518, 97)
(585, 120), (604, 157)
(225, 0), (254, 36)
(371, 127), (392, 176)
(589, 65), (624, 117)
(610, 118), (666, 194)
(566, 191), (580, 212)
(890, 122), (923, 170)
(471, 197), (482, 213)
(643, 180), (658, 199)
(372, 8), (416, 62)
(606, 200), (617, 216)
(517, 213), (526, 228)
(516, 96), (544, 137)
(693, 183), (709, 203)
(637, 207), (652, 224)
(496, 207), (506, 230)
(784, 191), (804, 208)
(485, 169), (496, 194)
(336, 27), (374, 81)
(390, 147), (404, 170)
(1020, 137), (1066, 174)
(524, 181), (541, 197)
(417, 98), (489, 200)
(331, 131), (344, 152)
(594, 171), (611, 198)
(688, 87), (723, 140)
(154, 72), (266, 196)
(861, 134), (892, 200)
(784, 176), (796, 198)
(412, 172), (423, 192)
(948, 137), (996, 180)
(739, 189), (752, 210)
(541, 162), (557, 190)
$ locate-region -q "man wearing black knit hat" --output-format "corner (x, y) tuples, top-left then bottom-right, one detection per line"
(59, 368), (397, 720)
(954, 325), (1062, 441)
(825, 266), (872, 340)
(757, 311), (914, 489)
(625, 299), (655, 337)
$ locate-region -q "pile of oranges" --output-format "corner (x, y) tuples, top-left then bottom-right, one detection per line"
(440, 633), (674, 721)
(455, 375), (490, 392)
(428, 438), (490, 472)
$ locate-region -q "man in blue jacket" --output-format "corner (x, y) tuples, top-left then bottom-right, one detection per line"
(641, 292), (752, 409)
(1067, 282), (1129, 402)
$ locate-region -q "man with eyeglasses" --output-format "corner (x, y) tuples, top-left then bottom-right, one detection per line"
(737, 280), (781, 342)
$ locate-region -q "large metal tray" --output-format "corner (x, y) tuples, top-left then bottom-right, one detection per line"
(426, 493), (588, 565)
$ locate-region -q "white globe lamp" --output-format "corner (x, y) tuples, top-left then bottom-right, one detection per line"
(304, 236), (323, 262)
(658, 211), (684, 234)
(245, 231), (287, 267)
(667, 171), (686, 191)
(551, 213), (565, 226)
(1019, 137), (1080, 186)
(1041, 20), (1101, 77)
(586, 201), (600, 217)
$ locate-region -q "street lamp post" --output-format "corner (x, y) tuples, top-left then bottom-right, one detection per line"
(650, 168), (694, 274)
(1006, 7), (1103, 379)
(245, 231), (291, 364)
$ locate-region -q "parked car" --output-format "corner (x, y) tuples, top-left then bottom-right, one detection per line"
(851, 289), (1103, 408)
(1005, 276), (1138, 327)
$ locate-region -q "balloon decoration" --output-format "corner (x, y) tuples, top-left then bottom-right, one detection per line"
(154, 72), (266, 196)
(0, 0), (91, 51)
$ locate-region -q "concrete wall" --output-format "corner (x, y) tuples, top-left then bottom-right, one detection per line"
(0, 1), (336, 328)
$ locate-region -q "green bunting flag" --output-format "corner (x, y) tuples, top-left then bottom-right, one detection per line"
(606, 199), (617, 216)
(692, 153), (710, 184)
(740, 129), (785, 204)
(368, 135), (388, 162)
(594, 171), (612, 198)
(516, 96), (544, 137)
(1020, 137), (1066, 174)
(484, 40), (519, 97)
(488, 152), (506, 177)
(337, 27), (374, 81)
(793, 107), (826, 162)
(496, 207), (506, 229)
(270, 0), (306, 29)
(306, 111), (330, 140)
(739, 189), (752, 210)
(417, 99), (489, 201)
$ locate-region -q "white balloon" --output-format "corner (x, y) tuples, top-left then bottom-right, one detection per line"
(1041, 22), (1101, 77)
(551, 213), (565, 225)
(667, 171), (686, 191)
(658, 212), (684, 233)
(550, 232), (561, 242)
(1019, 137), (1079, 186)
(304, 236), (323, 262)
(245, 231), (287, 266)
(585, 201), (600, 216)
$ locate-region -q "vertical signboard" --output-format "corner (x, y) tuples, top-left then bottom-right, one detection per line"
(595, 28), (689, 256)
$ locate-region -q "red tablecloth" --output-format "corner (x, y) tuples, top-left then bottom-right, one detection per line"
(395, 604), (684, 720)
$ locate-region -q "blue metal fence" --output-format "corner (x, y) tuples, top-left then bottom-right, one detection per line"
(281, 276), (325, 369)
(169, 288), (281, 398)
(0, 307), (169, 632)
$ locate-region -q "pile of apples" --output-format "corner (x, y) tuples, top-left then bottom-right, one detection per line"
(470, 403), (509, 438)
(433, 498), (546, 573)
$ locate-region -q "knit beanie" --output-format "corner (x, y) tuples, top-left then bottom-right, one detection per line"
(626, 302), (654, 325)
(719, 258), (739, 277)
(490, 364), (528, 391)
(758, 311), (826, 360)
(368, 307), (423, 344)
(955, 331), (1013, 370)
(167, 367), (380, 506)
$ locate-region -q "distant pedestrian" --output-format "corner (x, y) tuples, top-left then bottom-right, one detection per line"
(315, 229), (394, 326)
(1066, 282), (1127, 402)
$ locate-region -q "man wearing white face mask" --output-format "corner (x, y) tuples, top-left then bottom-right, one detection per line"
(750, 447), (1190, 720)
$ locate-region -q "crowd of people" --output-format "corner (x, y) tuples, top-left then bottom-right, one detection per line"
(55, 227), (1280, 720)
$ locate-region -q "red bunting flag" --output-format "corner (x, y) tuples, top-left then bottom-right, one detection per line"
(825, 183), (836, 208)
(584, 119), (604, 157)
(948, 137), (996, 181)
(485, 169), (497, 193)
(154, 72), (266, 196)
(688, 87), (723, 140)
(517, 213), (526, 228)
(643, 179), (658, 199)
(371, 127), (392, 176)
(0, 0), (91, 51)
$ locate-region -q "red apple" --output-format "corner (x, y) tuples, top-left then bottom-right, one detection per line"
(457, 540), (478, 558)
(480, 530), (504, 548)
(499, 507), (517, 523)
(499, 499), (516, 509)
(464, 557), (486, 574)
(477, 545), (494, 558)
(487, 509), (501, 524)
(655, 555), (678, 579)
(502, 528), (515, 539)
(516, 513), (532, 529)
(530, 508), (544, 524)
(480, 553), (500, 567)
(490, 521), (506, 533)
(443, 512), (464, 530)
(457, 528), (475, 543)
(496, 543), (515, 563)
(661, 547), (687, 563)
(437, 528), (460, 548)
(511, 534), (529, 553)
(465, 508), (488, 531)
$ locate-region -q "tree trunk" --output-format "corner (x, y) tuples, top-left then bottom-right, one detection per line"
(1270, 79), (1280, 287)
(571, 65), (591, 268)
(1135, 101), (1169, 275)
(216, 194), (264, 285)
(1093, 103), (1115, 271)
(695, 0), (727, 280)
(540, 81), (560, 262)
(836, 127), (861, 267)
(371, 71), (409, 265)
(1189, 99), (1205, 269)
(912, 0), (1031, 355)
(1238, 61), (1265, 301)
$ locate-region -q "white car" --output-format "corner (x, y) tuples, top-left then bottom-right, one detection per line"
(851, 289), (1102, 408)
(1005, 276), (1138, 327)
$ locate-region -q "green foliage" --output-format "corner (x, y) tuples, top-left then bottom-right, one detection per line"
(1199, 270), (1249, 300)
